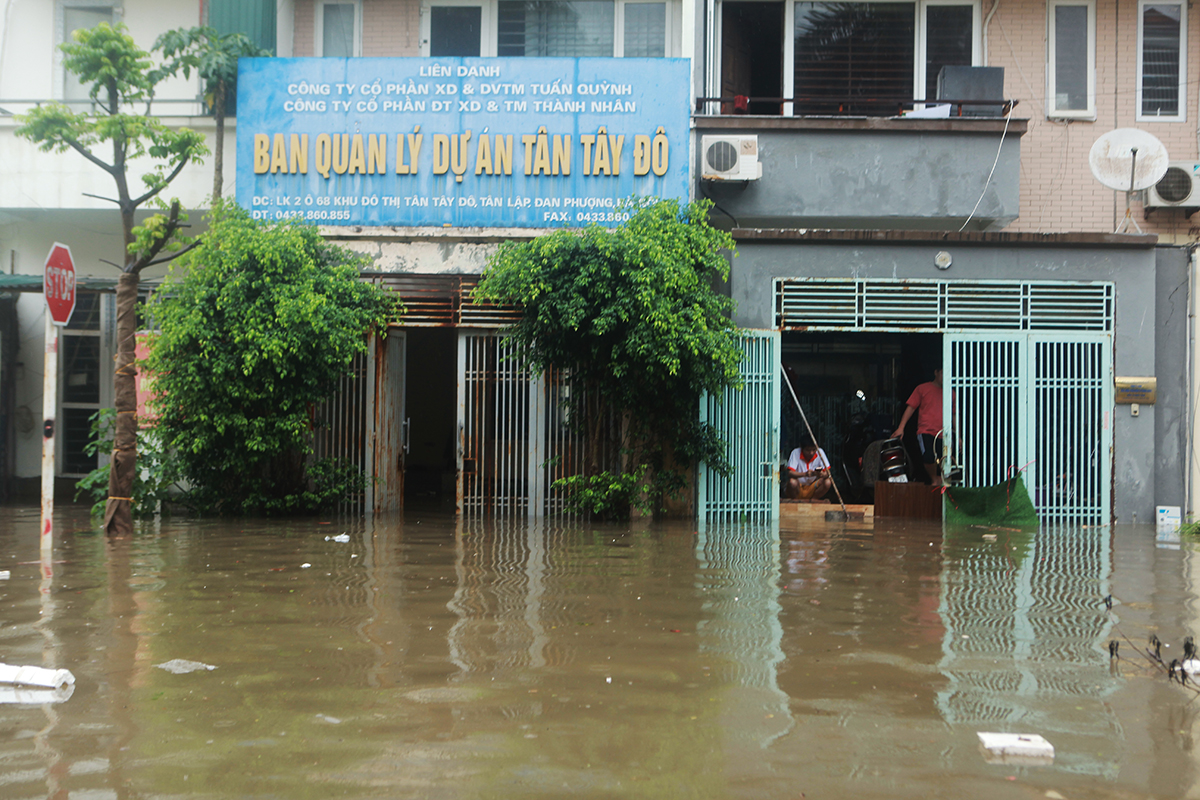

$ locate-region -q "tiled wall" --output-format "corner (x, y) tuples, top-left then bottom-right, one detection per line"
(990, 0), (1200, 240)
(363, 0), (419, 56)
(292, 0), (419, 57)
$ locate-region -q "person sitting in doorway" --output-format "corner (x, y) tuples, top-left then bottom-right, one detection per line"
(784, 433), (833, 501)
(891, 366), (944, 486)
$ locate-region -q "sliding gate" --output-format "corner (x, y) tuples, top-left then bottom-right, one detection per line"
(944, 333), (1113, 524)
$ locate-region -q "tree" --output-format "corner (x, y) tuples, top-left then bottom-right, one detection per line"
(155, 26), (272, 201)
(145, 203), (395, 515)
(16, 22), (208, 537)
(475, 199), (744, 515)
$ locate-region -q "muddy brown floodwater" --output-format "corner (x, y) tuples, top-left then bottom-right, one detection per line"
(1, 506), (1199, 799)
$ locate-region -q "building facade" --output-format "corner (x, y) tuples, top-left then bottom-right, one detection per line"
(0, 0), (1194, 524)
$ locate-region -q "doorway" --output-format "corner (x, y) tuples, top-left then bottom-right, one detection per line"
(403, 328), (458, 510)
(781, 331), (941, 503)
(721, 2), (784, 114)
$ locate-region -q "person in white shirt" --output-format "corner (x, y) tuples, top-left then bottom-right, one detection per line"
(784, 433), (832, 500)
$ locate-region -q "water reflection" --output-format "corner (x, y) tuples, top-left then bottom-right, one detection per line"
(4, 509), (1200, 797)
(937, 526), (1119, 777)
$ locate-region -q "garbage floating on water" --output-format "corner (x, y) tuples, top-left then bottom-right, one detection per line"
(977, 732), (1055, 765)
(0, 663), (75, 689)
(325, 534), (350, 543)
(0, 682), (75, 704)
(0, 570), (10, 579)
(314, 714), (342, 724)
(155, 659), (217, 675)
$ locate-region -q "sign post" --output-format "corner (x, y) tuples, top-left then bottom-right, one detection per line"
(41, 243), (76, 558)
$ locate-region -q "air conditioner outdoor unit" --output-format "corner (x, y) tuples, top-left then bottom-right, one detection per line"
(1146, 162), (1200, 209)
(701, 135), (762, 181)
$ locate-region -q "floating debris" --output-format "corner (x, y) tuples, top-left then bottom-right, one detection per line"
(155, 660), (216, 675)
(0, 663), (75, 689)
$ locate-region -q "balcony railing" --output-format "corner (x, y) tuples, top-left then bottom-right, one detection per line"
(694, 95), (1019, 118)
(0, 97), (211, 118)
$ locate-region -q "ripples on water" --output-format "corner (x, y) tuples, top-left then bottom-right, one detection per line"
(0, 507), (1198, 798)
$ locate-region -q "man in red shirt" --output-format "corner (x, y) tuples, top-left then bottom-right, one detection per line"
(891, 367), (944, 485)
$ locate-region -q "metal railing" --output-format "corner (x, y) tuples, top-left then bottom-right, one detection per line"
(694, 95), (1019, 117)
(0, 97), (212, 117)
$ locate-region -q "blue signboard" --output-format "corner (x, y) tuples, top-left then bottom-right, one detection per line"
(236, 57), (690, 228)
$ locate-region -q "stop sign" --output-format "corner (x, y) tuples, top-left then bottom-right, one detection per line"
(43, 242), (76, 326)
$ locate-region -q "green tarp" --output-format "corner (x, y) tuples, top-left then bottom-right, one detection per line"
(944, 475), (1039, 528)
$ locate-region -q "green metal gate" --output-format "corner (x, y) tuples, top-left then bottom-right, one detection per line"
(944, 332), (1113, 524)
(699, 330), (781, 523)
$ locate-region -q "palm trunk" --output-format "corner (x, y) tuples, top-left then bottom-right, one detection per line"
(211, 80), (225, 201)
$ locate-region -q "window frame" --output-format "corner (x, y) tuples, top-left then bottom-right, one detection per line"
(1047, 0), (1096, 119)
(57, 1), (117, 103)
(918, 0), (983, 103)
(1136, 0), (1186, 122)
(419, 0), (679, 58)
(58, 292), (114, 477)
(779, 0), (981, 117)
(316, 0), (362, 57)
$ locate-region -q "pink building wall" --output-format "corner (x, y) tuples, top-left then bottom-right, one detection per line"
(988, 0), (1200, 239)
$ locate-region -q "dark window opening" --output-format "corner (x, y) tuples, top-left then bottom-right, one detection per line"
(431, 6), (483, 56)
(793, 2), (914, 115)
(925, 5), (973, 101)
(722, 2), (784, 114)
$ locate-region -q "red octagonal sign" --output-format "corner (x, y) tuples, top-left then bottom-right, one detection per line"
(43, 242), (76, 326)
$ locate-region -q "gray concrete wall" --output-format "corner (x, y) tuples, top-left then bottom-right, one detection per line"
(730, 237), (1159, 523)
(1154, 247), (1190, 511)
(695, 120), (1023, 231)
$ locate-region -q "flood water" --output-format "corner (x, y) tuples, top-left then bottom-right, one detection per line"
(2, 506), (1199, 799)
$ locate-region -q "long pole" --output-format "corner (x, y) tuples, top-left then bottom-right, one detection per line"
(40, 313), (57, 558)
(781, 367), (850, 515)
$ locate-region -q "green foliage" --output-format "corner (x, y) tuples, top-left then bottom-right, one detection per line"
(477, 198), (743, 511)
(145, 203), (396, 515)
(155, 26), (272, 100)
(15, 22), (208, 232)
(74, 409), (183, 518)
(553, 467), (652, 520)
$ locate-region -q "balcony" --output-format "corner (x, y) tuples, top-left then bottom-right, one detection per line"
(694, 112), (1026, 232)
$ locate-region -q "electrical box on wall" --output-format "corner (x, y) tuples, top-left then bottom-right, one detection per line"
(700, 135), (762, 181)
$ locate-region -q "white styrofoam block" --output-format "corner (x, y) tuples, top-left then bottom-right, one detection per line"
(0, 663), (75, 689)
(977, 732), (1055, 764)
(0, 682), (74, 704)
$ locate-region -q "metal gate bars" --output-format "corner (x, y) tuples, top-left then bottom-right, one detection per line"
(944, 333), (1112, 524)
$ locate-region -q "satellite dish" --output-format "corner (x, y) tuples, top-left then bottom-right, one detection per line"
(1089, 128), (1169, 191)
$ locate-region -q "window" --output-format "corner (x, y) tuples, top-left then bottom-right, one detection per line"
(1047, 0), (1095, 118)
(498, 1), (615, 56)
(61, 4), (114, 103)
(318, 1), (360, 57)
(622, 3), (666, 57)
(1138, 0), (1185, 121)
(722, 0), (980, 116)
(61, 293), (108, 476)
(421, 0), (674, 57)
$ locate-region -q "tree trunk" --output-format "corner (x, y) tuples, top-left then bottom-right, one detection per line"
(211, 80), (225, 201)
(104, 271), (139, 536)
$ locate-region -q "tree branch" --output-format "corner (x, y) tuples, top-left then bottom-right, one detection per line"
(83, 192), (121, 205)
(99, 258), (125, 270)
(143, 238), (201, 268)
(131, 155), (191, 208)
(63, 136), (117, 176)
(129, 200), (182, 273)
